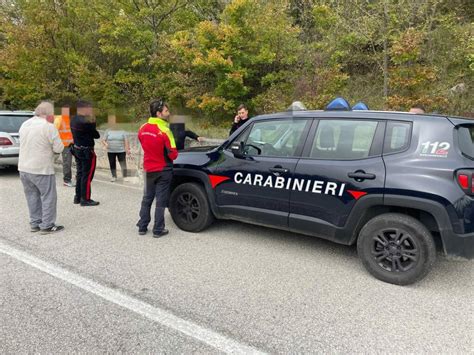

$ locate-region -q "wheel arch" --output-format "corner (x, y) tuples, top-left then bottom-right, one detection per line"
(171, 169), (221, 218)
(347, 196), (451, 254)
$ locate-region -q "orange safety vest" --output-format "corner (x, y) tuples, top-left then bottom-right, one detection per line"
(56, 114), (74, 147)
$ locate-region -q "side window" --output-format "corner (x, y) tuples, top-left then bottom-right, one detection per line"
(243, 119), (308, 157)
(310, 120), (378, 160)
(384, 121), (412, 154)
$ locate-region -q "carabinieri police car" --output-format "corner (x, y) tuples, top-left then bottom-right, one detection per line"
(169, 99), (474, 285)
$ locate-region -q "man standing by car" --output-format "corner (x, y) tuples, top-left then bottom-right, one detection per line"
(229, 104), (251, 136)
(18, 101), (65, 234)
(136, 99), (178, 238)
(54, 104), (74, 187)
(71, 100), (100, 206)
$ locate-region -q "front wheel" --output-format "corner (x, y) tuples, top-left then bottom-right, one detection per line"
(357, 213), (436, 285)
(169, 183), (214, 232)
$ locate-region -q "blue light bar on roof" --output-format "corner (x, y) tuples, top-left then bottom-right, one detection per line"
(352, 102), (369, 110)
(326, 97), (351, 111)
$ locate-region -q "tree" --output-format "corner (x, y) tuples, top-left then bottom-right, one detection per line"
(169, 0), (302, 121)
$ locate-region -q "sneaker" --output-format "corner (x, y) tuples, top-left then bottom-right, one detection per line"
(63, 181), (76, 187)
(80, 199), (100, 206)
(73, 196), (80, 204)
(40, 225), (64, 235)
(138, 229), (147, 236)
(110, 177), (117, 182)
(30, 226), (40, 232)
(153, 229), (169, 238)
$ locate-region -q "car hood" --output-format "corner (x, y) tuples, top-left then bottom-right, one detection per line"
(180, 145), (220, 153)
(174, 145), (221, 168)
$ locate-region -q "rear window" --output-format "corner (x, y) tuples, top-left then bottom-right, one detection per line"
(0, 115), (32, 133)
(457, 125), (474, 159)
(384, 121), (412, 154)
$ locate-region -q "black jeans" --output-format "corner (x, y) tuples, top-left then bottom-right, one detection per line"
(74, 147), (96, 201)
(62, 145), (73, 183)
(137, 170), (172, 234)
(107, 152), (127, 178)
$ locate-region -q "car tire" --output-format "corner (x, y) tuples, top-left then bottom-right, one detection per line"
(169, 182), (214, 232)
(357, 213), (436, 285)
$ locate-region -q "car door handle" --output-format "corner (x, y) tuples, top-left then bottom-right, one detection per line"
(269, 167), (289, 174)
(348, 170), (376, 181)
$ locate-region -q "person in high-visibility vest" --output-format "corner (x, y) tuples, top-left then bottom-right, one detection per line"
(54, 105), (75, 187)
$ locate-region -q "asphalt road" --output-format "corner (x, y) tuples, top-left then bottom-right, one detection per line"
(1, 167), (473, 353)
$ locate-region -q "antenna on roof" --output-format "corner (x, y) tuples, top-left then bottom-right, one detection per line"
(287, 101), (307, 111)
(326, 97), (351, 111)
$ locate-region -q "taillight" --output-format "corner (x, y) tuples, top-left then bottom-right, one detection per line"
(458, 174), (469, 189)
(0, 137), (12, 146)
(456, 170), (474, 195)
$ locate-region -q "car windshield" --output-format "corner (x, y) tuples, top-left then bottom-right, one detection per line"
(0, 115), (32, 133)
(457, 124), (474, 160)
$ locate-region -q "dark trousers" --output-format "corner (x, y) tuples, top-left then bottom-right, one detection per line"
(74, 148), (96, 201)
(137, 170), (172, 234)
(107, 152), (127, 178)
(62, 146), (73, 183)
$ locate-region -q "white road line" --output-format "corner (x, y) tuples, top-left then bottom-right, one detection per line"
(0, 241), (265, 355)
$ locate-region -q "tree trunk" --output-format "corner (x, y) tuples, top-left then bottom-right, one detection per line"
(383, 1), (389, 108)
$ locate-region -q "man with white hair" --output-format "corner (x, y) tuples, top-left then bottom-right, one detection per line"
(18, 101), (65, 234)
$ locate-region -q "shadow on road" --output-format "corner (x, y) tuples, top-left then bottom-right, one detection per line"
(210, 218), (359, 259)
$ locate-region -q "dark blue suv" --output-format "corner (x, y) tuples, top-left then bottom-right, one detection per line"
(169, 110), (474, 285)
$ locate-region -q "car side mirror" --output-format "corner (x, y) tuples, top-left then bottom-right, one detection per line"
(231, 141), (245, 159)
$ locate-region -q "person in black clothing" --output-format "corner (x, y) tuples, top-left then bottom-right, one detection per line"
(169, 116), (204, 150)
(229, 104), (251, 136)
(175, 129), (204, 150)
(71, 101), (100, 206)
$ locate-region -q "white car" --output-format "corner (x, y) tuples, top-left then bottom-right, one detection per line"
(0, 111), (34, 167)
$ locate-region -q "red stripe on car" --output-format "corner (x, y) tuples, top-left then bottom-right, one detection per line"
(347, 190), (367, 200)
(209, 175), (230, 189)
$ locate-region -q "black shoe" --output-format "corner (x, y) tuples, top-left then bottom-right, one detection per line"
(40, 225), (64, 235)
(138, 229), (147, 236)
(73, 196), (80, 204)
(30, 226), (40, 232)
(153, 229), (169, 238)
(80, 199), (100, 206)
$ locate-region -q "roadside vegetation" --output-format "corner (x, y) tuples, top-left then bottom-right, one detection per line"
(1, 0), (473, 128)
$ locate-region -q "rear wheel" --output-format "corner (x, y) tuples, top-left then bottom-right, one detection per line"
(169, 183), (214, 232)
(357, 213), (436, 285)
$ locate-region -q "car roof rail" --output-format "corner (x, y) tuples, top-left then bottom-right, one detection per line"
(0, 110), (34, 114)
